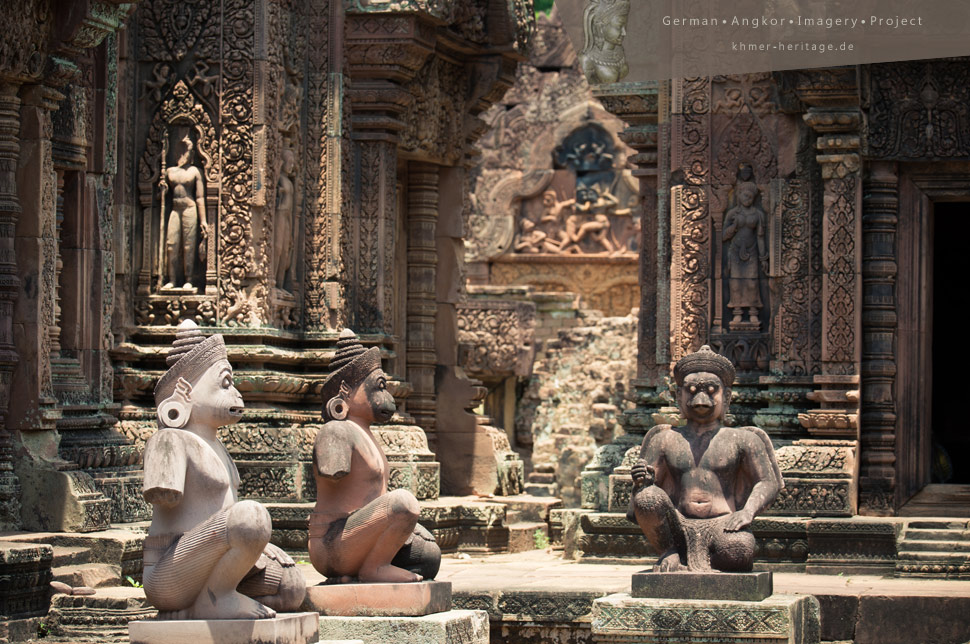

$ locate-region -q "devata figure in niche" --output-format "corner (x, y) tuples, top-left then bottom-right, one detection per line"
(309, 329), (441, 583)
(275, 148), (297, 290)
(627, 345), (783, 572)
(141, 320), (305, 619)
(723, 181), (768, 328)
(579, 0), (630, 85)
(160, 128), (207, 290)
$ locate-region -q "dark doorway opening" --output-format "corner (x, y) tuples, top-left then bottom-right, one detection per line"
(931, 202), (970, 484)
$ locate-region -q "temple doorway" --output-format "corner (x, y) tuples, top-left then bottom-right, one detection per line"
(929, 202), (970, 485)
(899, 198), (970, 516)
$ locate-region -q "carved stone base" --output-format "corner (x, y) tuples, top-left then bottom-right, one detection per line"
(317, 609), (488, 644)
(50, 591), (157, 642)
(15, 467), (111, 532)
(375, 423), (441, 501)
(632, 572), (772, 602)
(304, 581), (451, 617)
(0, 542), (53, 619)
(129, 612), (320, 644)
(591, 593), (820, 644)
(770, 440), (858, 517)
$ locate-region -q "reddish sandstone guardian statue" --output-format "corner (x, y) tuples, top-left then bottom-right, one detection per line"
(309, 329), (440, 583)
(142, 320), (305, 619)
(627, 345), (783, 572)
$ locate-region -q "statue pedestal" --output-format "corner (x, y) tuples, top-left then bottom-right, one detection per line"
(591, 591), (819, 644)
(129, 612), (320, 644)
(631, 571), (772, 602)
(304, 581), (452, 617)
(317, 609), (488, 644)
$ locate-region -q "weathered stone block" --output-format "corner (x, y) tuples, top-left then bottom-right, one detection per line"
(631, 572), (772, 602)
(304, 581), (452, 617)
(0, 541), (53, 619)
(129, 612), (320, 644)
(591, 593), (820, 644)
(318, 609), (488, 644)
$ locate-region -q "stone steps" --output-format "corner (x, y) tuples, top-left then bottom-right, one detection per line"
(51, 545), (93, 567)
(896, 520), (970, 578)
(52, 563), (122, 588)
(900, 539), (970, 552)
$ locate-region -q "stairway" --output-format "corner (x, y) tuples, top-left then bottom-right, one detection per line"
(895, 520), (970, 578)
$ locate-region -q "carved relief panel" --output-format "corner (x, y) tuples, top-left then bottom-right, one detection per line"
(672, 74), (818, 375)
(131, 0), (309, 328)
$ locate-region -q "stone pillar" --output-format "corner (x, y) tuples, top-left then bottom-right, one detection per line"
(859, 161), (898, 516)
(8, 82), (111, 533)
(800, 94), (869, 515)
(804, 107), (863, 378)
(0, 83), (23, 529)
(406, 161), (440, 442)
(580, 82), (662, 512)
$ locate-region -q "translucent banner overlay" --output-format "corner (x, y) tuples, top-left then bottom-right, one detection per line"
(555, 0), (970, 82)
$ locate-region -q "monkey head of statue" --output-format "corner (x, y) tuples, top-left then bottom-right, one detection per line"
(154, 319), (244, 431)
(673, 345), (735, 425)
(320, 329), (396, 428)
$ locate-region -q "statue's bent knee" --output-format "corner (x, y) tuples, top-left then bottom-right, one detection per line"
(633, 485), (671, 517)
(387, 489), (420, 523)
(712, 528), (756, 572)
(227, 500), (272, 549)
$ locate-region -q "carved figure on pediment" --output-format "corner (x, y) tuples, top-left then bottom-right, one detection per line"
(274, 148), (297, 291)
(309, 330), (441, 584)
(142, 63), (172, 104)
(627, 346), (783, 572)
(578, 0), (630, 85)
(515, 218), (560, 254)
(142, 320), (306, 619)
(723, 181), (768, 327)
(160, 127), (207, 291)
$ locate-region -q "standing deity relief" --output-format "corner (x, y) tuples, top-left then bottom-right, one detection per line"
(159, 125), (207, 292)
(720, 164), (770, 333)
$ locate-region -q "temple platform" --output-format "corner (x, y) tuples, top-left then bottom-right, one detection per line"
(129, 612), (320, 644)
(7, 549), (970, 642)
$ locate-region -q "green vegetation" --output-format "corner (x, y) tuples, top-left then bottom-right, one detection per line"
(534, 528), (550, 549)
(125, 575), (144, 588)
(535, 0), (554, 17)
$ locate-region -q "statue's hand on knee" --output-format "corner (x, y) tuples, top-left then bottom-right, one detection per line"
(724, 508), (754, 532)
(263, 542), (295, 567)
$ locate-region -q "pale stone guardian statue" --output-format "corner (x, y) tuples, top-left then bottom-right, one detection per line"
(160, 129), (207, 290)
(578, 0), (631, 85)
(723, 181), (768, 327)
(627, 345), (783, 572)
(142, 320), (305, 619)
(309, 329), (441, 583)
(275, 149), (296, 290)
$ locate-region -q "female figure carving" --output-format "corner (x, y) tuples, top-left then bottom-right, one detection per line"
(579, 0), (631, 85)
(722, 181), (768, 327)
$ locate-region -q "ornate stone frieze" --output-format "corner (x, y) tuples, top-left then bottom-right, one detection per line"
(869, 59), (970, 159)
(457, 297), (536, 378)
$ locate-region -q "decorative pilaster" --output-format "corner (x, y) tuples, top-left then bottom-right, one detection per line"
(858, 161), (898, 516)
(406, 162), (439, 440)
(580, 81), (665, 511)
(803, 107), (862, 377)
(0, 84), (23, 529)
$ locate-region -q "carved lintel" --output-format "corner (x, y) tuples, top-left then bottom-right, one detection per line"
(592, 81), (659, 127)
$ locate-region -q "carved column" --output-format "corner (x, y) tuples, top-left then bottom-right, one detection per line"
(859, 161), (898, 515)
(346, 86), (408, 335)
(406, 161), (439, 441)
(0, 84), (23, 528)
(798, 74), (868, 515)
(9, 83), (60, 434)
(581, 81), (665, 511)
